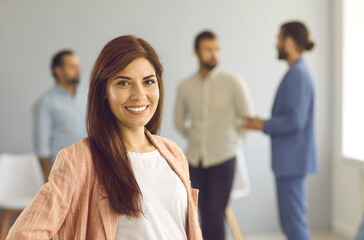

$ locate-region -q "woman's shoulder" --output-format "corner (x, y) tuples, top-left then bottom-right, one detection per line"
(149, 134), (189, 174)
(150, 134), (180, 149)
(54, 137), (92, 168)
(148, 134), (184, 156)
(61, 137), (91, 155)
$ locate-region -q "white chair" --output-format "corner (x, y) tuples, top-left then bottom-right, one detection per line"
(0, 153), (44, 240)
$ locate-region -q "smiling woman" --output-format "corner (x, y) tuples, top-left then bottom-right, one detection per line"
(6, 35), (202, 240)
(88, 36), (165, 219)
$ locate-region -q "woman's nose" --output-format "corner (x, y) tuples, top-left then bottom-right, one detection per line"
(130, 83), (146, 100)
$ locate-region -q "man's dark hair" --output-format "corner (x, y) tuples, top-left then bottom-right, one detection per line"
(194, 30), (217, 50)
(281, 21), (315, 51)
(51, 50), (74, 81)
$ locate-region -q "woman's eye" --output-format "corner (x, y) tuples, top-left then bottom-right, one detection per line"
(117, 81), (129, 86)
(145, 80), (156, 85)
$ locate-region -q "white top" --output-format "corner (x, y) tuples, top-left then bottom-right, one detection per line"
(115, 149), (188, 240)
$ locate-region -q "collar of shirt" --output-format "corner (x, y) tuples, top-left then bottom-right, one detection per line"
(54, 84), (82, 99)
(196, 67), (221, 81)
(290, 57), (303, 69)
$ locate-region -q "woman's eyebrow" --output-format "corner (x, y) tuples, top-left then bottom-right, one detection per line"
(143, 75), (156, 80)
(113, 75), (156, 80)
(114, 76), (131, 80)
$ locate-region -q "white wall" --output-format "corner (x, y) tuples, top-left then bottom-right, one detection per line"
(332, 0), (364, 238)
(0, 0), (332, 234)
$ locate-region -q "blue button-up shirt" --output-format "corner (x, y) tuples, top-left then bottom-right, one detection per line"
(33, 84), (87, 163)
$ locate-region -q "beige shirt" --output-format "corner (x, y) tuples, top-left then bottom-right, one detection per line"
(175, 68), (253, 168)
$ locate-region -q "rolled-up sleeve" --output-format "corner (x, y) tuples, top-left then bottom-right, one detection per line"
(174, 83), (188, 138)
(34, 99), (51, 158)
(232, 76), (254, 141)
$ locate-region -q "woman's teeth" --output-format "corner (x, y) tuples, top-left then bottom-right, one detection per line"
(126, 106), (148, 112)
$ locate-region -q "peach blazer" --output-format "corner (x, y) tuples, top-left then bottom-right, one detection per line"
(7, 130), (202, 240)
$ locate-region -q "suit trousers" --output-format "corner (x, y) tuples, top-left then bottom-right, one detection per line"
(189, 157), (236, 240)
(276, 175), (310, 240)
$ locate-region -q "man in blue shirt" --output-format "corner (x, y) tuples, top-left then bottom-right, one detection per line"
(34, 50), (87, 181)
(244, 22), (318, 240)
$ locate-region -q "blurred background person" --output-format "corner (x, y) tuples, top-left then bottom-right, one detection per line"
(244, 21), (317, 240)
(33, 50), (87, 181)
(175, 30), (253, 240)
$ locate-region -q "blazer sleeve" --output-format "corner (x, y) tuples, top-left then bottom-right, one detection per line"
(263, 70), (312, 136)
(6, 149), (77, 239)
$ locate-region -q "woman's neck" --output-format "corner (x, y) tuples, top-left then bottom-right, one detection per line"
(120, 126), (155, 153)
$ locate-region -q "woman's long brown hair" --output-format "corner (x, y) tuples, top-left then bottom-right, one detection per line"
(87, 35), (164, 217)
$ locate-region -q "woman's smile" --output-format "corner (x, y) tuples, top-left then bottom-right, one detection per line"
(124, 105), (150, 115)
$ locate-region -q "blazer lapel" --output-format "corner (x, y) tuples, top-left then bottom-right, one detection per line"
(272, 75), (287, 114)
(98, 185), (118, 240)
(145, 130), (189, 187)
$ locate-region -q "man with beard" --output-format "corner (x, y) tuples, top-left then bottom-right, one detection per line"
(175, 30), (253, 240)
(244, 21), (317, 240)
(34, 50), (87, 181)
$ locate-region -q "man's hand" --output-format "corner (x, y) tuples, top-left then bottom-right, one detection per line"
(243, 116), (265, 131)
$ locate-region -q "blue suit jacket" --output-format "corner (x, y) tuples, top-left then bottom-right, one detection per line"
(263, 58), (318, 177)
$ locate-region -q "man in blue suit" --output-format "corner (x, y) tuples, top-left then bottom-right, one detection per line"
(244, 21), (318, 240)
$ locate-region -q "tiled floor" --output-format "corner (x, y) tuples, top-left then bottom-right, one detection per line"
(243, 231), (350, 240)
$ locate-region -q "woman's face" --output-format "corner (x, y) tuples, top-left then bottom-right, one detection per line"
(106, 58), (160, 131)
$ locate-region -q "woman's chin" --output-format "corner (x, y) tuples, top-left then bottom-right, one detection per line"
(119, 119), (152, 131)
